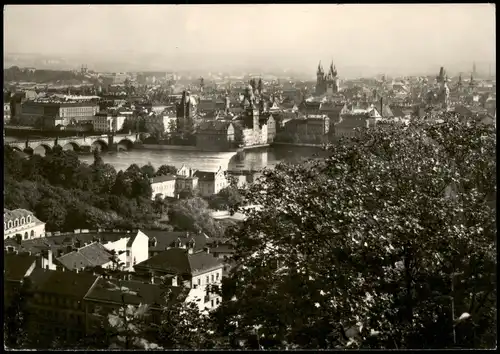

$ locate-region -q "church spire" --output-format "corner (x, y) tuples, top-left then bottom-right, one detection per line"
(317, 61), (323, 75)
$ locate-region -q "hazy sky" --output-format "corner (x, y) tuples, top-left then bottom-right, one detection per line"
(4, 4), (496, 74)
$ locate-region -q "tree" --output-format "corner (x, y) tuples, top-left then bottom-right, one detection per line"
(4, 146), (23, 180)
(157, 164), (178, 176)
(169, 197), (225, 237)
(89, 283), (158, 350)
(141, 163), (156, 178)
(208, 185), (243, 212)
(92, 163), (117, 194)
(214, 118), (496, 349)
(155, 287), (219, 349)
(35, 198), (68, 231)
(92, 148), (104, 167)
(4, 279), (31, 349)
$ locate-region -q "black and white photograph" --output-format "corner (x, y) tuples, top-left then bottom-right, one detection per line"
(3, 4), (496, 350)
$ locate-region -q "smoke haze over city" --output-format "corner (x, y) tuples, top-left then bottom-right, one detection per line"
(4, 4), (496, 77)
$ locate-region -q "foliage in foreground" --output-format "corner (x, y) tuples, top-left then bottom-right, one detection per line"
(4, 147), (230, 236)
(214, 118), (496, 349)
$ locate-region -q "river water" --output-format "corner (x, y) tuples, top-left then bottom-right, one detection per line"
(79, 145), (326, 172)
(5, 135), (326, 171)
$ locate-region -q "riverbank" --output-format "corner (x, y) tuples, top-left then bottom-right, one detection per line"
(136, 143), (200, 151)
(135, 143), (271, 153)
(272, 142), (326, 148)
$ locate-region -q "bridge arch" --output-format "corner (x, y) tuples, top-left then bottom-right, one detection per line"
(62, 142), (80, 151)
(33, 144), (52, 156)
(9, 145), (23, 152)
(117, 139), (134, 151)
(91, 139), (109, 152)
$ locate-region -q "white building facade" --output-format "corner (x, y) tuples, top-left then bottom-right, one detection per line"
(4, 209), (46, 240)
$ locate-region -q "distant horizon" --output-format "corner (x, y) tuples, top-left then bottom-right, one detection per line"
(4, 4), (495, 78)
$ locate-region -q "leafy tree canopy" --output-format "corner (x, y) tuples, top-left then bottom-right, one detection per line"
(214, 118), (496, 349)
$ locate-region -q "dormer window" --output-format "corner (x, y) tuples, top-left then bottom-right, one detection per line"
(21, 217), (25, 225)
(14, 219), (19, 227)
(27, 215), (32, 223)
(7, 221), (12, 229)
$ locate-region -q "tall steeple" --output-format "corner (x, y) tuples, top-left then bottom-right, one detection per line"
(472, 62), (477, 76)
(329, 60), (336, 77)
(317, 61), (324, 75)
(469, 73), (475, 86)
(437, 66), (446, 83)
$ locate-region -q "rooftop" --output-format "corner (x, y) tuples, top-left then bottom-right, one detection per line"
(27, 268), (99, 298)
(56, 242), (113, 271)
(142, 230), (210, 252)
(84, 278), (186, 308)
(150, 174), (176, 184)
(193, 170), (216, 181)
(134, 248), (223, 276)
(4, 251), (37, 282)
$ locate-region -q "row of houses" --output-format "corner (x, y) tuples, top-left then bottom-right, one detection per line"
(150, 164), (228, 199)
(4, 227), (237, 347)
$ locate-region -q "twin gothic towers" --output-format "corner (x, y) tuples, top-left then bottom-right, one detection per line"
(316, 60), (340, 96)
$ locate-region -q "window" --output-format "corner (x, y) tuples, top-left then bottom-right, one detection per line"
(211, 300), (214, 307)
(7, 221), (12, 229)
(14, 219), (18, 227)
(21, 217), (25, 225)
(211, 274), (214, 282)
(216, 272), (219, 281)
(24, 232), (28, 240)
(197, 278), (201, 286)
(31, 230), (35, 238)
(216, 298), (220, 305)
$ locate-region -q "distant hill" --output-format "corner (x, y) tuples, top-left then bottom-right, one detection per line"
(3, 66), (88, 84)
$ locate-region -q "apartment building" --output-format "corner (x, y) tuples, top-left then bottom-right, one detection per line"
(93, 112), (126, 133)
(19, 100), (99, 129)
(134, 247), (224, 311)
(150, 175), (177, 199)
(194, 166), (228, 197)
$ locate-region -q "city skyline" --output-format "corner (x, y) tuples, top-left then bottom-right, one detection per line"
(4, 4), (496, 77)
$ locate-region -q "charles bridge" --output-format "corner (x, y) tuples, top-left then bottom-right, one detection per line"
(5, 133), (139, 155)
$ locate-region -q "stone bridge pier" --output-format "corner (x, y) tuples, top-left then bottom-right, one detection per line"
(5, 133), (140, 156)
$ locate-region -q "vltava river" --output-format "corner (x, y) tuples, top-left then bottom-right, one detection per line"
(79, 145), (326, 172)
